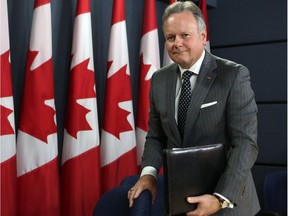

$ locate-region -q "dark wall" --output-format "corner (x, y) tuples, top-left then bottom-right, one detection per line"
(7, 0), (287, 211)
(208, 0), (287, 209)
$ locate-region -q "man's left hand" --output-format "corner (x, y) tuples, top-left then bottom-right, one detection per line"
(186, 194), (221, 216)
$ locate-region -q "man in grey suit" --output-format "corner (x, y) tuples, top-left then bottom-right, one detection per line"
(128, 1), (260, 215)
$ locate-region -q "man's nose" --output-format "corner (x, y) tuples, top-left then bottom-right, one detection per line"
(173, 35), (183, 46)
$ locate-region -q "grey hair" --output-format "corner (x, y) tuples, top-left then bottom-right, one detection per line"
(162, 1), (206, 33)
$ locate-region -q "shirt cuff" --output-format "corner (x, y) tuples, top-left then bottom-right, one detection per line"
(140, 166), (157, 179)
(213, 192), (235, 208)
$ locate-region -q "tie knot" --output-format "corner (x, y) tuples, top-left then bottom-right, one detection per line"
(182, 70), (193, 81)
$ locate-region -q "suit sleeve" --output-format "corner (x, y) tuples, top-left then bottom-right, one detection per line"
(214, 65), (259, 204)
(141, 73), (167, 172)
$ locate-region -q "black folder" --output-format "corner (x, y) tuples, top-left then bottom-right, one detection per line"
(163, 143), (226, 216)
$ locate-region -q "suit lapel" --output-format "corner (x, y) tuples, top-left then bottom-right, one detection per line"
(183, 51), (217, 146)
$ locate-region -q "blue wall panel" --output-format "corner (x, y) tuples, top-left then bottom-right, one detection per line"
(257, 104), (287, 165)
(209, 0), (287, 47)
(212, 43), (287, 102)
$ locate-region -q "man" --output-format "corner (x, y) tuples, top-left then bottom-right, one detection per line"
(128, 1), (260, 215)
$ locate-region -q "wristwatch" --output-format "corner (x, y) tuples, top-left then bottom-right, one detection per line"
(213, 194), (234, 209)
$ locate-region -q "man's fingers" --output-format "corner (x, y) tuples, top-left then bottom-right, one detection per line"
(127, 188), (135, 198)
(134, 188), (144, 200)
(128, 187), (142, 207)
(186, 196), (199, 204)
(128, 188), (135, 207)
(127, 175), (157, 207)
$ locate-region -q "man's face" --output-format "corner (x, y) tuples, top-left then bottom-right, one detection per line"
(163, 12), (207, 69)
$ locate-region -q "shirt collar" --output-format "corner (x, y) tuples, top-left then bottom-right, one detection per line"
(178, 50), (205, 76)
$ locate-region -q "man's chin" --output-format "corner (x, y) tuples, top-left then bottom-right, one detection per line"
(174, 60), (191, 68)
(171, 57), (185, 65)
(171, 53), (187, 61)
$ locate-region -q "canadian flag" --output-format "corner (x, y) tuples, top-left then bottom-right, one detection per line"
(136, 0), (160, 166)
(16, 0), (61, 215)
(1, 0), (17, 215)
(199, 0), (210, 52)
(162, 0), (176, 66)
(101, 0), (138, 193)
(61, 0), (101, 215)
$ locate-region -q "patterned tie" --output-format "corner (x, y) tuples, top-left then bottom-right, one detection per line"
(178, 70), (193, 139)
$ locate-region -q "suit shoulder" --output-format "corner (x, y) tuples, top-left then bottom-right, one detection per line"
(152, 63), (177, 79)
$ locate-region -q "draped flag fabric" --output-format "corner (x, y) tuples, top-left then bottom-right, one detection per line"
(61, 0), (101, 215)
(162, 0), (176, 66)
(1, 0), (17, 215)
(101, 0), (138, 193)
(199, 0), (210, 52)
(16, 0), (61, 215)
(136, 0), (160, 166)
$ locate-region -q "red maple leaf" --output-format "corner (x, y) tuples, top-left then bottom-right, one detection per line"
(1, 50), (13, 98)
(0, 105), (14, 135)
(65, 58), (96, 138)
(136, 54), (152, 132)
(18, 50), (57, 143)
(102, 62), (133, 139)
(0, 51), (15, 136)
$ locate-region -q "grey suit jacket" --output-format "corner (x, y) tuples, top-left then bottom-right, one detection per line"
(141, 51), (260, 215)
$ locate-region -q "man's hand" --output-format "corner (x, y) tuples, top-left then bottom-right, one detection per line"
(186, 194), (221, 216)
(127, 174), (157, 207)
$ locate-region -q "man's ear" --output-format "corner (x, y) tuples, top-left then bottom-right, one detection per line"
(201, 29), (207, 41)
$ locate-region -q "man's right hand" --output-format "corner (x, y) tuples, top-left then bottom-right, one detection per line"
(127, 174), (157, 207)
